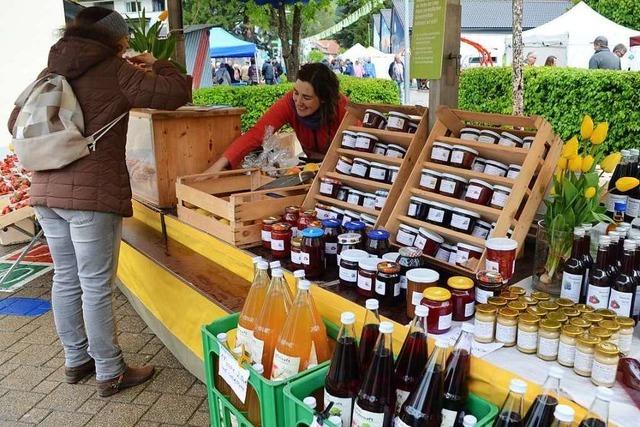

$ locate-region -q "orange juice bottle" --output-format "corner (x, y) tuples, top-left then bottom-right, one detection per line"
(237, 261), (270, 360)
(247, 363), (264, 426)
(271, 280), (330, 381)
(252, 268), (293, 378)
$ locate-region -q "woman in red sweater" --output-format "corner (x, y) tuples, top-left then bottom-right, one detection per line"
(207, 63), (348, 172)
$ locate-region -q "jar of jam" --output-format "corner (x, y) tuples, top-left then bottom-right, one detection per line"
(375, 190), (389, 209)
(472, 158), (486, 173)
(363, 192), (378, 210)
(322, 219), (341, 267)
(351, 158), (371, 178)
(362, 108), (387, 129)
(355, 132), (378, 153)
(346, 189), (365, 206)
(376, 262), (402, 304)
(435, 243), (455, 263)
(421, 287), (452, 334)
(261, 216), (279, 249)
(301, 227), (325, 280)
(339, 249), (369, 287)
(386, 144), (407, 159)
(449, 208), (481, 235)
(570, 318), (591, 330)
(450, 145), (479, 169)
(343, 220), (366, 242)
(315, 203), (333, 220)
(337, 233), (362, 263)
(297, 210), (317, 238)
(406, 267), (439, 318)
(426, 202), (452, 227)
(558, 325), (583, 367)
(448, 276), (475, 321)
(538, 300), (560, 314)
(471, 220), (493, 240)
(431, 142), (453, 165)
(407, 196), (430, 220)
(527, 306), (546, 319)
(373, 142), (388, 155)
(460, 127), (480, 140)
(419, 169), (442, 193)
(478, 130), (501, 144)
(490, 185), (512, 209)
(386, 111), (412, 132)
(507, 164), (522, 179)
(498, 132), (523, 148)
(336, 186), (351, 202)
(522, 136), (534, 149)
(341, 130), (358, 148)
(357, 258), (382, 297)
(365, 229), (391, 257)
(283, 207), (300, 234)
(290, 236), (303, 267)
(271, 223), (292, 259)
(368, 162), (390, 183)
(342, 210), (361, 226)
(464, 179), (494, 205)
(336, 156), (353, 175)
(413, 228), (444, 257)
(456, 243), (483, 268)
(388, 166), (400, 183)
(319, 177), (342, 198)
(395, 224), (419, 247)
(398, 247), (425, 299)
(438, 173), (468, 198)
(360, 214), (376, 230)
(475, 270), (504, 304)
(484, 160), (509, 177)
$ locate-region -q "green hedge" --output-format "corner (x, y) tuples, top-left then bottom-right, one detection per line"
(193, 76), (400, 131)
(459, 67), (640, 153)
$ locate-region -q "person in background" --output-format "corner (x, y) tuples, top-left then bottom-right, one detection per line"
(248, 58), (259, 85)
(262, 59), (275, 84)
(544, 55), (557, 66)
(205, 63), (348, 172)
(214, 61), (232, 85)
(388, 54), (405, 103)
(526, 51), (537, 66)
(353, 59), (364, 78)
(232, 63), (241, 82)
(273, 60), (283, 82)
(363, 57), (376, 78)
(589, 36), (621, 70)
(613, 43), (628, 59)
(240, 60), (250, 82)
(8, 6), (191, 397)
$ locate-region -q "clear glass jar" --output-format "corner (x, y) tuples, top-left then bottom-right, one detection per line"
(448, 276), (475, 321)
(558, 325), (583, 367)
(574, 334), (601, 377)
(496, 307), (519, 347)
(421, 287), (452, 334)
(569, 317), (590, 331)
(537, 319), (561, 361)
(517, 313), (539, 354)
(474, 304), (497, 343)
(616, 316), (634, 355)
(488, 296), (508, 310)
(598, 320), (621, 347)
(475, 270), (504, 304)
(591, 342), (620, 387)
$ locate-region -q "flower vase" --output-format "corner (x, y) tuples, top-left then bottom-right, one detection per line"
(533, 221), (574, 296)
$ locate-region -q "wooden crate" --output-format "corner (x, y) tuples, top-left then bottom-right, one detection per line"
(301, 102), (429, 226)
(383, 106), (562, 276)
(0, 196), (34, 246)
(176, 169), (310, 247)
(127, 107), (244, 208)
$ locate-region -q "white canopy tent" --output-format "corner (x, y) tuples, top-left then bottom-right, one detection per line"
(339, 43), (394, 79)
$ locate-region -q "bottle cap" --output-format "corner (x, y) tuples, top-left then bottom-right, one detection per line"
(615, 202), (627, 212)
(573, 227), (585, 235)
(599, 235), (611, 245)
(596, 386), (614, 402)
(252, 256), (263, 264)
(272, 269), (284, 278)
(461, 323), (475, 334)
(298, 280), (311, 291)
(303, 396), (316, 409)
(270, 261), (281, 269)
(216, 333), (228, 343)
(509, 378), (527, 394)
(257, 261), (269, 270)
(553, 405), (574, 423)
(365, 299), (379, 310)
(252, 363), (264, 374)
(463, 415), (478, 427)
(379, 321), (393, 334)
(435, 340), (449, 349)
(293, 269), (306, 278)
(341, 311), (356, 325)
(548, 366), (564, 379)
(414, 305), (428, 317)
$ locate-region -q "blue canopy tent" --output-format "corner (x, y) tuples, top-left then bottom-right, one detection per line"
(209, 27), (257, 58)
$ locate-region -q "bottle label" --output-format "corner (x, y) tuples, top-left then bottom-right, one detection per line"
(560, 272), (583, 303)
(427, 208), (445, 223)
(431, 146), (449, 161)
(435, 246), (451, 261)
(291, 250), (302, 265)
(351, 163), (368, 177)
(491, 191), (508, 207)
(316, 208), (332, 220)
(218, 346), (250, 403)
(608, 289), (633, 317)
(517, 330), (537, 350)
(325, 243), (338, 255)
(358, 275), (373, 291)
(495, 323), (516, 344)
(320, 182), (334, 195)
(408, 203), (418, 217)
(574, 349), (593, 373)
(485, 259), (499, 273)
(420, 174), (438, 190)
(236, 325), (253, 354)
(363, 198), (377, 209)
(606, 194), (628, 212)
(474, 318), (494, 339)
(586, 284), (611, 309)
(475, 287), (495, 304)
(252, 337), (265, 362)
(558, 341), (576, 365)
(413, 234), (428, 252)
(394, 281), (401, 297)
(271, 239), (285, 251)
(450, 214), (471, 230)
(399, 275), (408, 290)
(438, 313), (452, 330)
(440, 180), (456, 195)
(396, 229), (416, 246)
(339, 267), (357, 282)
(300, 252), (311, 266)
(441, 408), (459, 427)
(270, 349), (300, 381)
(352, 402), (385, 427)
(395, 389), (410, 414)
(450, 150), (465, 165)
(370, 167), (387, 181)
(261, 230), (271, 242)
(324, 390), (353, 426)
(375, 279), (386, 296)
(634, 287), (640, 316)
(465, 301), (475, 317)
(619, 332), (633, 354)
(355, 137), (372, 150)
(465, 185), (483, 200)
(591, 359), (617, 385)
(395, 417), (411, 427)
(627, 197), (640, 218)
(411, 291), (423, 306)
(538, 336), (559, 357)
(388, 116), (406, 130)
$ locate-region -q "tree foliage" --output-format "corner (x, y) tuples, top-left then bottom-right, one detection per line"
(333, 0), (391, 48)
(579, 0), (640, 30)
(308, 49), (326, 63)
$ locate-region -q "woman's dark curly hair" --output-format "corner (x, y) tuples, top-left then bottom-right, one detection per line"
(64, 6), (121, 52)
(296, 63), (341, 127)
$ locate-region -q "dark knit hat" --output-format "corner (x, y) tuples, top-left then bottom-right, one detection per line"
(95, 11), (129, 39)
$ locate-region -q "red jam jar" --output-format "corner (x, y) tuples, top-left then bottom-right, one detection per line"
(419, 169), (442, 193)
(319, 177), (342, 198)
(261, 216), (279, 249)
(485, 238), (518, 283)
(413, 227), (444, 257)
(430, 142), (453, 165)
(355, 132), (379, 153)
(448, 276), (475, 321)
(283, 206), (300, 234)
(297, 210), (317, 237)
(450, 145), (479, 169)
(376, 261), (402, 304)
(301, 227), (325, 280)
(362, 109), (387, 129)
(290, 236), (303, 267)
(357, 258), (382, 297)
(475, 270), (505, 304)
(270, 223), (292, 259)
(421, 287), (453, 334)
(464, 179), (494, 205)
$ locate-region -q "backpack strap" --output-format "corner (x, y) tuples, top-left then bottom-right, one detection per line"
(87, 112), (128, 150)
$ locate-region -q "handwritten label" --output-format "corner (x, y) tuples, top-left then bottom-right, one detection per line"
(218, 347), (250, 403)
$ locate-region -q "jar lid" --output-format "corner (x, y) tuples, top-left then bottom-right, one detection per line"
(476, 270), (503, 284)
(338, 156), (353, 164)
(388, 166), (400, 171)
(348, 189), (365, 196)
(360, 214), (377, 224)
(475, 219), (493, 229)
(429, 201), (452, 210)
(441, 243), (455, 250)
(320, 177), (341, 186)
(492, 185), (513, 194)
(594, 308), (616, 319)
(448, 276), (473, 290)
(485, 160), (508, 169)
(547, 311), (568, 323)
(453, 207), (482, 219)
(364, 108), (385, 117)
(589, 327), (612, 339)
(519, 313), (539, 325)
(531, 291), (550, 301)
(367, 229), (390, 240)
(458, 243), (483, 253)
(523, 136), (535, 143)
(375, 189), (390, 196)
(370, 161), (389, 169)
(451, 145), (479, 156)
(342, 130), (357, 136)
(338, 233), (361, 244)
(488, 296), (508, 307)
(570, 318), (590, 329)
(285, 206), (300, 213)
(378, 261), (401, 274)
(356, 132), (379, 141)
(500, 132), (524, 144)
(302, 227), (324, 238)
(507, 286), (526, 296)
(322, 219), (341, 229)
(577, 333), (600, 346)
(410, 196), (431, 205)
(399, 246), (424, 258)
(302, 209), (317, 217)
(476, 303), (498, 314)
(507, 301), (527, 311)
(500, 292), (518, 302)
(422, 169), (442, 177)
(562, 325), (583, 337)
(441, 173), (469, 184)
(388, 111), (412, 120)
(262, 216), (281, 225)
(382, 252), (400, 262)
(526, 306), (546, 318)
(422, 286), (451, 301)
(461, 127), (480, 134)
(364, 192), (377, 198)
(498, 307), (519, 318)
(341, 249), (370, 262)
(508, 164), (522, 171)
(418, 228), (445, 244)
(555, 298), (575, 308)
(359, 257), (382, 271)
(353, 158), (371, 165)
(468, 178), (492, 188)
(598, 320), (621, 332)
(583, 313), (604, 323)
(399, 224), (419, 233)
(538, 301), (559, 311)
(344, 221), (366, 231)
(408, 268), (440, 284)
(408, 122), (419, 128)
(387, 144), (407, 152)
(329, 207), (345, 214)
(291, 236), (303, 248)
(518, 296), (537, 306)
(480, 129), (501, 138)
(595, 341), (619, 356)
(433, 141), (453, 149)
(272, 222), (291, 232)
(561, 308), (580, 318)
(474, 157), (487, 164)
(616, 316), (634, 327)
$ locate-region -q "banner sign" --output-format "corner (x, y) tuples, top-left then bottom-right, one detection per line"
(411, 0), (447, 79)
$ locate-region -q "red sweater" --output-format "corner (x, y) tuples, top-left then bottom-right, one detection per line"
(223, 91), (348, 168)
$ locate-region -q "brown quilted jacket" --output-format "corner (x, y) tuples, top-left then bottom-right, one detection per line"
(8, 36), (192, 217)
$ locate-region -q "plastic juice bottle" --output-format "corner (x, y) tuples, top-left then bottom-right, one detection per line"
(442, 323), (474, 427)
(324, 311), (361, 427)
(492, 379), (527, 427)
(549, 405), (574, 427)
(358, 298), (380, 376)
(237, 261), (270, 360)
(394, 304), (430, 415)
(353, 321), (396, 427)
(246, 363), (263, 427)
(578, 386), (613, 427)
(252, 268), (293, 378)
(523, 366), (563, 427)
(271, 280), (330, 380)
(395, 339), (448, 427)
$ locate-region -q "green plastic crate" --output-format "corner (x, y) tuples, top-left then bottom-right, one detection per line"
(202, 312), (339, 427)
(283, 365), (499, 427)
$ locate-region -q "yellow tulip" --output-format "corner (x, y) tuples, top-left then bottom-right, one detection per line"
(581, 155), (595, 173)
(554, 166), (564, 181)
(590, 122), (609, 145)
(581, 115), (594, 140)
(557, 157), (568, 170)
(600, 152), (621, 173)
(584, 187), (596, 199)
(561, 136), (579, 159)
(616, 177), (640, 192)
(158, 10), (169, 21)
(568, 155), (583, 173)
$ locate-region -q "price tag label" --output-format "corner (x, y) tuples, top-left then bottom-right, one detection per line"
(218, 347), (250, 403)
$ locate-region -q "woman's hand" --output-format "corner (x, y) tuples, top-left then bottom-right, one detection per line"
(129, 53), (157, 67)
(204, 157), (230, 174)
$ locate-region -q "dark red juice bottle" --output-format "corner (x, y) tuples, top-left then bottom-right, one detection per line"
(585, 236), (612, 309)
(578, 386), (612, 427)
(324, 311), (361, 427)
(608, 240), (637, 317)
(493, 379), (527, 427)
(523, 366), (563, 427)
(633, 244), (640, 321)
(352, 321), (396, 427)
(560, 227), (586, 303)
(394, 339), (448, 427)
(579, 224), (594, 305)
(394, 304), (429, 415)
(358, 298), (380, 376)
(441, 323), (474, 427)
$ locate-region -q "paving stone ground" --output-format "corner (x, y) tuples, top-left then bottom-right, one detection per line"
(0, 245), (211, 426)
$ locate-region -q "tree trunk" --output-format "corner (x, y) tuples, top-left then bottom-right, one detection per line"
(512, 0), (524, 116)
(288, 4), (302, 82)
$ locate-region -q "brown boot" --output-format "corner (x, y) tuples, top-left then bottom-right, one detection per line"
(65, 359), (95, 384)
(96, 365), (155, 397)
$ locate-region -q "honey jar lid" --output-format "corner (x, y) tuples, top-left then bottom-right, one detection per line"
(616, 316), (634, 327)
(500, 292), (519, 302)
(531, 291), (551, 301)
(488, 296), (508, 307)
(518, 296), (537, 306)
(583, 312), (604, 323)
(447, 276), (474, 290)
(595, 341), (620, 356)
(476, 303), (498, 314)
(508, 286), (526, 296)
(594, 308), (616, 319)
(498, 307), (519, 318)
(555, 298), (575, 308)
(476, 270), (504, 285)
(507, 301), (527, 311)
(519, 313), (539, 325)
(589, 327), (612, 339)
(540, 319), (562, 331)
(272, 222), (292, 232)
(561, 325), (583, 337)
(577, 333), (600, 346)
(422, 287), (451, 302)
(598, 320), (621, 332)
(547, 311), (568, 323)
(526, 306), (545, 318)
(560, 308), (580, 318)
(570, 318), (590, 329)
(539, 301), (559, 312)
(575, 304), (595, 313)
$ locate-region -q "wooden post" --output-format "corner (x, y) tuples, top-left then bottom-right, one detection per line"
(428, 0), (461, 130)
(167, 0), (186, 68)
(512, 0), (524, 115)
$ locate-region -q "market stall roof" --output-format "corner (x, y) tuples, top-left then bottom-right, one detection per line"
(209, 27), (256, 58)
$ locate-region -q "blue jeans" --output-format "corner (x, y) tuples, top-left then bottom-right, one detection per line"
(34, 207), (125, 381)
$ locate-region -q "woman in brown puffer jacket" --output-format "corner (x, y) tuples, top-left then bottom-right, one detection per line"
(8, 7), (191, 397)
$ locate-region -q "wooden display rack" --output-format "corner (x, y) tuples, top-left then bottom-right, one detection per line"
(301, 102), (429, 226)
(176, 169), (310, 248)
(383, 106), (562, 276)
